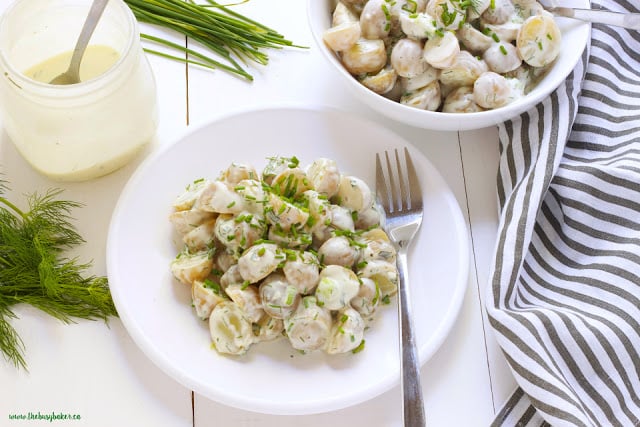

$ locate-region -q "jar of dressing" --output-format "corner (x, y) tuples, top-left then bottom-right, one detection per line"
(0, 0), (158, 181)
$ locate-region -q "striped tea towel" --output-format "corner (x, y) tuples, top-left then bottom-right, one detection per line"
(487, 0), (640, 425)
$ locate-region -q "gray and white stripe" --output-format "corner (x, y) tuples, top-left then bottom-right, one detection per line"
(488, 0), (640, 425)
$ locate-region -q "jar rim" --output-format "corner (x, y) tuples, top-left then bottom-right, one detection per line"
(0, 0), (139, 98)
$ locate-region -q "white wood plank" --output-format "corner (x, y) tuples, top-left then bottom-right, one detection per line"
(459, 127), (518, 415)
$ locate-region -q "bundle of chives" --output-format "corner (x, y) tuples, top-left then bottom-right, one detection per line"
(124, 0), (302, 81)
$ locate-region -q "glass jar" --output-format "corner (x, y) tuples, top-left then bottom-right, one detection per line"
(0, 0), (158, 181)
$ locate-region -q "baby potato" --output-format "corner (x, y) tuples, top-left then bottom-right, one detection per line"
(359, 0), (391, 40)
(326, 307), (366, 354)
(399, 12), (437, 39)
(391, 38), (428, 78)
(219, 162), (258, 185)
(170, 250), (214, 285)
(517, 13), (561, 67)
(426, 0), (466, 30)
(220, 264), (243, 288)
(302, 190), (332, 232)
(467, 0), (491, 20)
(318, 235), (360, 268)
(283, 251), (320, 294)
(481, 0), (516, 24)
(173, 178), (210, 211)
(337, 175), (373, 213)
(214, 212), (266, 257)
(209, 301), (255, 355)
(350, 277), (380, 318)
(169, 209), (216, 235)
(328, 204), (356, 232)
(306, 158), (340, 199)
(483, 21), (522, 44)
(254, 315), (284, 342)
(358, 229), (397, 264)
(285, 296), (332, 352)
(194, 180), (246, 215)
(483, 43), (522, 74)
(261, 155), (294, 185)
(512, 0), (544, 18)
(456, 23), (493, 54)
(315, 265), (360, 310)
(233, 179), (268, 214)
(265, 193), (310, 231)
(332, 0), (359, 26)
(358, 260), (399, 298)
(238, 242), (281, 283)
(192, 279), (227, 320)
(423, 30), (460, 69)
(439, 51), (488, 87)
(182, 218), (217, 253)
(401, 80), (441, 111)
(341, 38), (387, 75)
(324, 21), (361, 52)
(402, 65), (439, 91)
(354, 203), (382, 230)
(225, 283), (265, 323)
(473, 71), (513, 109)
(443, 86), (486, 113)
(271, 167), (312, 199)
(260, 273), (301, 319)
(215, 249), (237, 273)
(360, 66), (398, 94)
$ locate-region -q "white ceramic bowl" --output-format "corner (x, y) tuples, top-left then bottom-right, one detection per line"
(307, 0), (590, 131)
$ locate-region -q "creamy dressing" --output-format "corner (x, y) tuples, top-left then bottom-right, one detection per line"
(23, 45), (119, 84)
(0, 0), (158, 182)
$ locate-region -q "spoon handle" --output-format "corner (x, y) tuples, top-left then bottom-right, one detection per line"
(547, 7), (640, 30)
(68, 0), (111, 77)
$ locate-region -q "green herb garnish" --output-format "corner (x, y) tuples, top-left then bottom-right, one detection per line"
(124, 0), (306, 81)
(401, 0), (417, 13)
(440, 4), (457, 27)
(0, 180), (117, 369)
(352, 339), (365, 354)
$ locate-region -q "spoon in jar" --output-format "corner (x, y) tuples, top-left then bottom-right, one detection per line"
(49, 0), (110, 85)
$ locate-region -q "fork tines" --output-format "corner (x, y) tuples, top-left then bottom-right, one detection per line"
(375, 147), (422, 215)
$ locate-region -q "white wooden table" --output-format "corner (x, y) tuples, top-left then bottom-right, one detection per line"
(0, 0), (518, 425)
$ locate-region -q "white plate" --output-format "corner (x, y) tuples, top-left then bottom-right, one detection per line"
(107, 107), (470, 415)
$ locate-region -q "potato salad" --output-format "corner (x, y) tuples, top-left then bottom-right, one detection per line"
(169, 156), (398, 356)
(324, 0), (562, 112)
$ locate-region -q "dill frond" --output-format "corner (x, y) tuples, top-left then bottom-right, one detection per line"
(0, 182), (117, 369)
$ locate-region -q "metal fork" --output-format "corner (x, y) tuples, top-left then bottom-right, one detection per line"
(376, 147), (426, 427)
(539, 1), (640, 30)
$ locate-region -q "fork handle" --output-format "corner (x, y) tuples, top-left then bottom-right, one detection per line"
(549, 7), (640, 30)
(397, 251), (426, 427)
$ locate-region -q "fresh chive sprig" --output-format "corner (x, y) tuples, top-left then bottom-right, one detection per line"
(124, 0), (303, 81)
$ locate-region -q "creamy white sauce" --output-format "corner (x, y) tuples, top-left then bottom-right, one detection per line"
(23, 45), (120, 84)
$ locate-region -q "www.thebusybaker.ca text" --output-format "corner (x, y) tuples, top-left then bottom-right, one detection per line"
(8, 411), (81, 422)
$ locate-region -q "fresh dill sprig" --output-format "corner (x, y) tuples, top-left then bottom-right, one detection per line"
(124, 0), (306, 81)
(0, 180), (117, 369)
